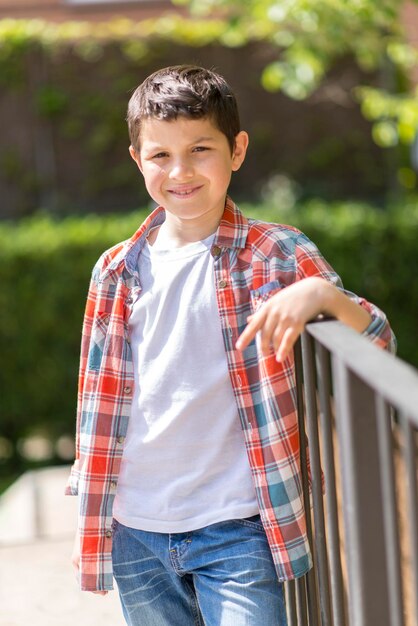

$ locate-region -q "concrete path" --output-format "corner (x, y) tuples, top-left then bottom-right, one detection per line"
(0, 537), (122, 626)
(0, 466), (123, 625)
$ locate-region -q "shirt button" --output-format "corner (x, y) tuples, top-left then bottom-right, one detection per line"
(117, 436), (125, 445)
(123, 386), (132, 395)
(126, 296), (133, 305)
(218, 279), (228, 289)
(105, 530), (112, 538)
(211, 245), (221, 257)
(104, 315), (110, 325)
(237, 374), (243, 387)
(110, 480), (117, 489)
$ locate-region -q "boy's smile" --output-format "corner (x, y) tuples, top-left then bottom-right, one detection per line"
(166, 182), (204, 200)
(130, 117), (248, 244)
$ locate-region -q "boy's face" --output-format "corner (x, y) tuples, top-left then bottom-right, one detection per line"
(129, 116), (248, 226)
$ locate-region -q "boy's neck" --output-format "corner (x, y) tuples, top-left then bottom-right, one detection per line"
(148, 210), (222, 248)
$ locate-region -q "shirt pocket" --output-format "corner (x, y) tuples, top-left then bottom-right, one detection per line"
(250, 280), (283, 314)
(87, 311), (110, 371)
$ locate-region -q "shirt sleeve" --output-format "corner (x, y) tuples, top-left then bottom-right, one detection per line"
(294, 231), (396, 353)
(65, 265), (100, 496)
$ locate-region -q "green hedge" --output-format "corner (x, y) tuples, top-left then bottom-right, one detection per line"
(0, 199), (417, 479)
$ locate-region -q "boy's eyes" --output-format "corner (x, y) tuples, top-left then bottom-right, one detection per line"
(150, 146), (210, 159)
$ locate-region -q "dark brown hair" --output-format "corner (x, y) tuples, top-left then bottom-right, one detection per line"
(127, 65), (240, 154)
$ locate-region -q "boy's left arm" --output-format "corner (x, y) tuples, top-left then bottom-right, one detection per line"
(236, 232), (396, 361)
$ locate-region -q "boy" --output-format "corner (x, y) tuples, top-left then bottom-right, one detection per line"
(67, 65), (394, 625)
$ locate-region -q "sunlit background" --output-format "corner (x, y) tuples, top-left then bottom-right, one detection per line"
(0, 1), (417, 623)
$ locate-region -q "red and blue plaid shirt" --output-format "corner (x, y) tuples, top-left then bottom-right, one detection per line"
(66, 197), (394, 591)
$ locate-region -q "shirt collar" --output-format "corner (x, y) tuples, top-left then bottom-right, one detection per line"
(100, 196), (249, 282)
(213, 196), (249, 250)
(99, 205), (165, 282)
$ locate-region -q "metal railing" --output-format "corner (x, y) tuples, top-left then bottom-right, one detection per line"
(285, 320), (418, 626)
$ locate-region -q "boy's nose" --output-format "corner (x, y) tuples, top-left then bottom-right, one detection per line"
(169, 160), (194, 180)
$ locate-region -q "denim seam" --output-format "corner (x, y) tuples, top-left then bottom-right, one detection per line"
(233, 518), (265, 532)
(183, 575), (205, 626)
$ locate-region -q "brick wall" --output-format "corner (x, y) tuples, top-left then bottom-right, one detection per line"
(0, 0), (176, 22)
(0, 41), (387, 218)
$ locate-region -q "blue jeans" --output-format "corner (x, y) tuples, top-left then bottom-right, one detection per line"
(112, 515), (288, 626)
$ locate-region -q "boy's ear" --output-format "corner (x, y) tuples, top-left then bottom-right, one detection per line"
(129, 145), (143, 173)
(231, 131), (249, 172)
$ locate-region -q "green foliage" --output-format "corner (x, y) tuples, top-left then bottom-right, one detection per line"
(0, 200), (417, 481)
(179, 0), (418, 148)
(0, 16), (230, 57)
(357, 85), (418, 147)
(35, 85), (69, 118)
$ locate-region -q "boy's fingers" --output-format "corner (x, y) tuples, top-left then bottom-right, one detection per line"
(258, 315), (281, 355)
(276, 327), (299, 362)
(236, 310), (266, 350)
(272, 325), (286, 354)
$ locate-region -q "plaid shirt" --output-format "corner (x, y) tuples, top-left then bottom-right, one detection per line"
(66, 197), (394, 591)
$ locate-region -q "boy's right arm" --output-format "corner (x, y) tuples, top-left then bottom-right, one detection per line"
(68, 263), (109, 594)
(71, 529), (108, 595)
(65, 269), (99, 497)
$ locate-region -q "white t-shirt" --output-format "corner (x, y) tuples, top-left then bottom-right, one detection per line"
(112, 233), (258, 532)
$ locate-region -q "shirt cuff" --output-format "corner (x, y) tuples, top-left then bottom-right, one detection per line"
(359, 300), (397, 354)
(65, 459), (80, 496)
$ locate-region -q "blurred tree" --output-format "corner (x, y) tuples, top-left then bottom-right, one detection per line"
(174, 0), (418, 151)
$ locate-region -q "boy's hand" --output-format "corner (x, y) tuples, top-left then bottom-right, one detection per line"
(72, 530), (108, 595)
(235, 277), (371, 362)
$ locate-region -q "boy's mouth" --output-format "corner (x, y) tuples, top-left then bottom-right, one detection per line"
(167, 185), (203, 198)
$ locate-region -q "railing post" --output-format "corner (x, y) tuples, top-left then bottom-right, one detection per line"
(400, 412), (418, 624)
(332, 357), (391, 626)
(315, 343), (347, 626)
(294, 338), (319, 625)
(301, 333), (333, 626)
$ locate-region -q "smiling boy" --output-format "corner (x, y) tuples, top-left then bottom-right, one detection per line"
(67, 65), (394, 626)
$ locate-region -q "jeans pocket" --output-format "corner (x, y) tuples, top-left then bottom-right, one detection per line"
(111, 518), (119, 533)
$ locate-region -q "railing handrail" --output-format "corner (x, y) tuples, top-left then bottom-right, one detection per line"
(288, 320), (418, 626)
(306, 319), (418, 424)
